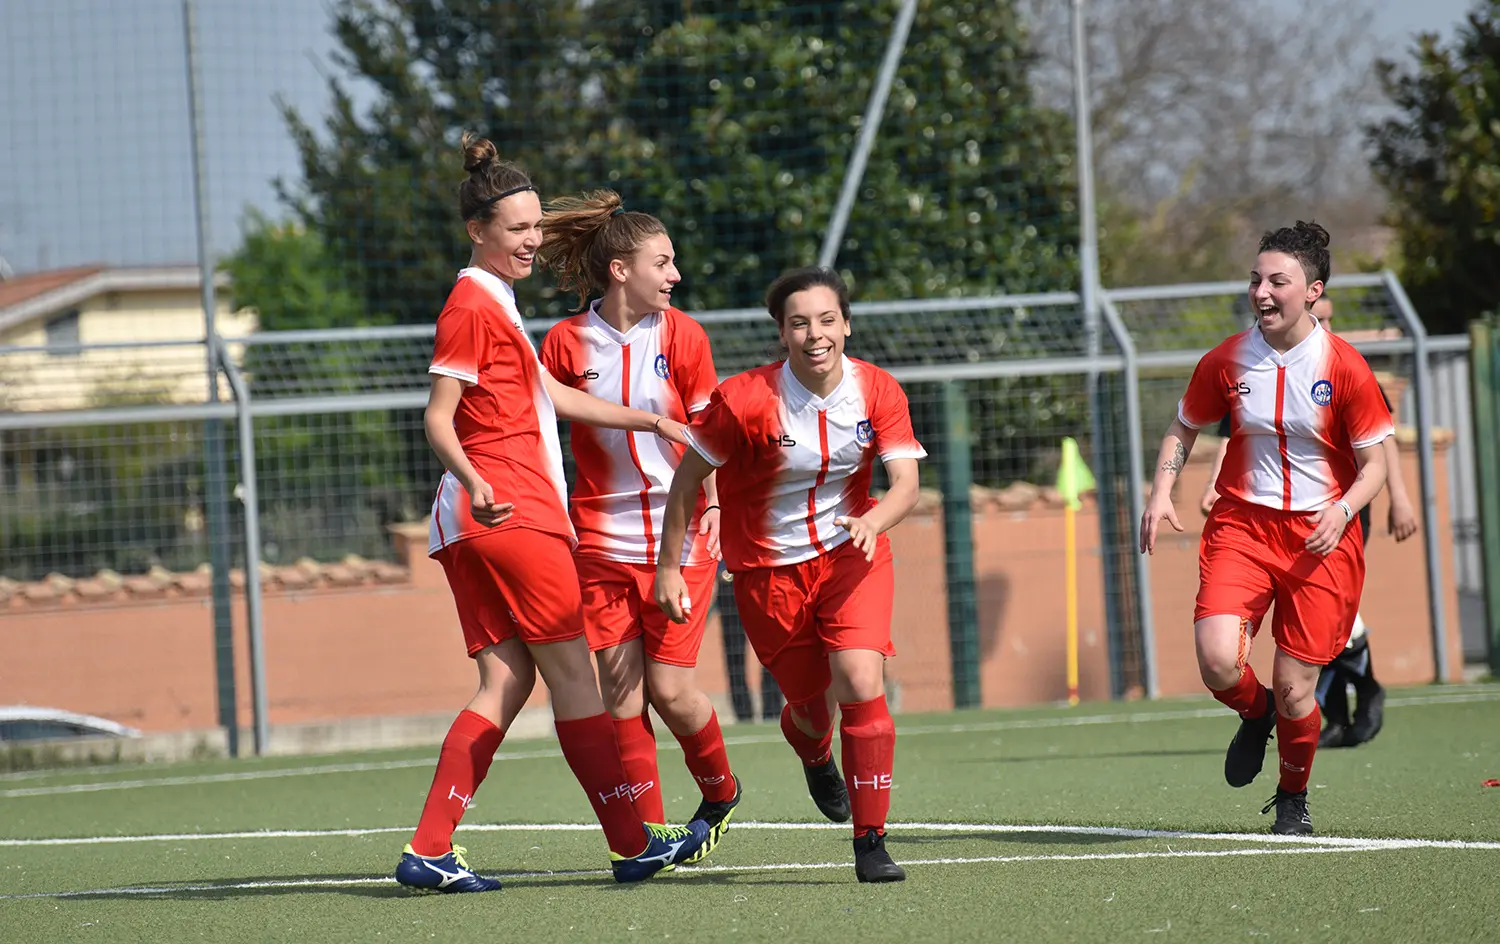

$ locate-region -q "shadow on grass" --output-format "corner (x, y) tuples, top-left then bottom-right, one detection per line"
(953, 748), (1221, 765)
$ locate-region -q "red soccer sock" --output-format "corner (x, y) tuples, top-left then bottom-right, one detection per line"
(674, 710), (736, 803)
(839, 695), (896, 837)
(781, 699), (834, 766)
(1210, 663), (1271, 720)
(611, 713), (665, 823)
(410, 710), (504, 856)
(1276, 705), (1322, 794)
(556, 713), (648, 857)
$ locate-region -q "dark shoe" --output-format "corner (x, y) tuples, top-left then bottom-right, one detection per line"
(1349, 684), (1386, 745)
(683, 775), (741, 864)
(1224, 687), (1276, 788)
(394, 844), (502, 893)
(1261, 789), (1313, 835)
(1318, 721), (1354, 748)
(803, 756), (851, 823)
(853, 829), (906, 883)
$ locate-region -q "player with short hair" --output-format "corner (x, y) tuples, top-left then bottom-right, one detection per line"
(1199, 296), (1417, 748)
(656, 266), (926, 882)
(1140, 221), (1393, 835)
(537, 189), (740, 862)
(393, 136), (707, 893)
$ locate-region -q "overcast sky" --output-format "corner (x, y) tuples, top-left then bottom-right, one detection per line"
(0, 0), (1480, 276)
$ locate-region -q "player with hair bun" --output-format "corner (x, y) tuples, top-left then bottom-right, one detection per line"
(537, 189), (741, 864)
(1139, 221), (1393, 835)
(657, 266), (926, 883)
(393, 136), (707, 893)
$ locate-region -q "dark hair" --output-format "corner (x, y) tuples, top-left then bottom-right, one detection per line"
(1257, 220), (1331, 288)
(536, 190), (668, 309)
(765, 266), (852, 325)
(458, 132), (535, 223)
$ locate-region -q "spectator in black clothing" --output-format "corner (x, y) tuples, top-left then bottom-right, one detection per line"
(1199, 296), (1419, 747)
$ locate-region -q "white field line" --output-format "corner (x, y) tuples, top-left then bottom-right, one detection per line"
(3, 689), (1496, 800)
(0, 843), (1471, 901)
(3, 820), (1499, 851)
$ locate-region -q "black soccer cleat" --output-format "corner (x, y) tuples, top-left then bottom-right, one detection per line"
(1318, 721), (1354, 749)
(1349, 683), (1386, 745)
(1261, 788), (1313, 835)
(682, 775), (742, 864)
(853, 829), (906, 883)
(1224, 687), (1277, 788)
(803, 756), (851, 823)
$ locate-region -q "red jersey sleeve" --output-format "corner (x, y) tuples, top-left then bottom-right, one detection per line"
(430, 304), (486, 385)
(1177, 344), (1232, 430)
(685, 385), (745, 468)
(669, 312), (719, 415)
(1342, 373), (1395, 448)
(870, 369), (927, 462)
(539, 322), (579, 390)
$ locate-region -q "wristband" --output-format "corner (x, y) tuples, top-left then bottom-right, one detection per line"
(704, 504), (720, 512)
(1334, 499), (1353, 521)
(653, 416), (665, 437)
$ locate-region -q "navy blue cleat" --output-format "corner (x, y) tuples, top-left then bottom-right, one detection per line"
(394, 844), (503, 893)
(610, 821), (711, 883)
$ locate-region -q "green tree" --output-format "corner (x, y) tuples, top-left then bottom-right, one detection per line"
(221, 211), (375, 332)
(1368, 1), (1500, 333)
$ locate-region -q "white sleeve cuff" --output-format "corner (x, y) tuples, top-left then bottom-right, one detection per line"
(429, 365), (478, 385)
(685, 430), (726, 468)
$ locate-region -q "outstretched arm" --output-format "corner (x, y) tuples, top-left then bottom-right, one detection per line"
(1139, 419), (1199, 555)
(655, 448), (716, 623)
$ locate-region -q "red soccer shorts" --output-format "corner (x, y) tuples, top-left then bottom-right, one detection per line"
(1195, 496), (1365, 665)
(574, 557), (719, 667)
(435, 527), (585, 656)
(730, 536), (897, 704)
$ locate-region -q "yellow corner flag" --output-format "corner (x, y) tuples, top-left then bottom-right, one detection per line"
(1055, 437), (1097, 510)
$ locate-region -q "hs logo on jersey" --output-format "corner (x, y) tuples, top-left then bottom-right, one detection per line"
(767, 433), (797, 447)
(1225, 381), (1251, 396)
(1311, 380), (1333, 406)
(853, 773), (892, 791)
(576, 368), (601, 382)
(654, 354), (671, 379)
(855, 419), (874, 445)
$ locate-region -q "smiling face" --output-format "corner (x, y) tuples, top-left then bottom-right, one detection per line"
(467, 190), (543, 284)
(612, 233), (681, 313)
(1249, 250), (1323, 338)
(779, 285), (851, 390)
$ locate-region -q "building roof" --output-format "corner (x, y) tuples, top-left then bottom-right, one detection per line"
(0, 265), (214, 336)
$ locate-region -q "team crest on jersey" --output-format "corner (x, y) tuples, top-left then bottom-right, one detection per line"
(654, 354), (671, 379)
(855, 419), (874, 445)
(1311, 380), (1333, 406)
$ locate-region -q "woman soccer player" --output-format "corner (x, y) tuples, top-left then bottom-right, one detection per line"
(536, 190), (740, 861)
(393, 136), (707, 893)
(655, 266), (926, 883)
(1140, 221), (1393, 835)
(1198, 296), (1418, 748)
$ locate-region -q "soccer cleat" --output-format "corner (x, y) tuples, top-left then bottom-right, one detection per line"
(853, 829), (906, 883)
(803, 756), (852, 823)
(394, 844), (502, 893)
(610, 820), (710, 884)
(1349, 683), (1386, 745)
(1261, 788), (1313, 835)
(682, 775), (742, 865)
(1224, 687), (1277, 788)
(1318, 721), (1354, 749)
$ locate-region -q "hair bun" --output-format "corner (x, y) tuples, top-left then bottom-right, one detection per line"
(461, 132), (498, 174)
(1293, 220), (1331, 249)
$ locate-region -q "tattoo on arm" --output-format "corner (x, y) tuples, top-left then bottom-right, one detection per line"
(1161, 442), (1186, 476)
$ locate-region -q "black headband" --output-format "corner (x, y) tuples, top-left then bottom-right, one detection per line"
(467, 184), (537, 219)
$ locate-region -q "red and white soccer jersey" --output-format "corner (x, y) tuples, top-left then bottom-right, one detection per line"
(427, 267), (573, 556)
(686, 357), (927, 572)
(540, 304), (718, 566)
(1177, 322), (1393, 512)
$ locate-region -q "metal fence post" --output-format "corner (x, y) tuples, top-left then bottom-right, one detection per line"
(1469, 319), (1500, 674)
(940, 380), (981, 708)
(817, 0), (917, 269)
(221, 350), (270, 755)
(183, 0), (240, 755)
(1382, 270), (1452, 683)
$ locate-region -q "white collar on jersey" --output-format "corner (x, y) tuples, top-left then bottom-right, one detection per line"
(457, 266), (519, 308)
(780, 355), (857, 409)
(1250, 314), (1325, 366)
(585, 298), (661, 344)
